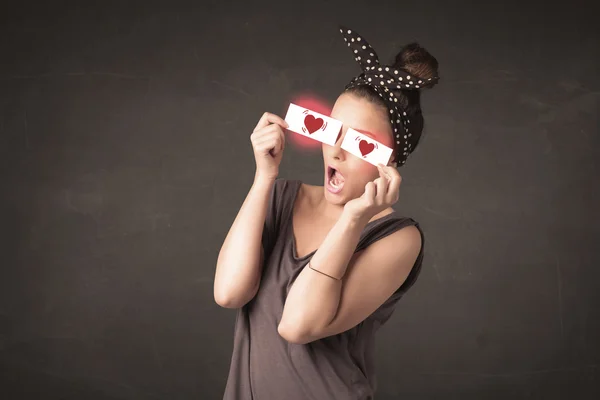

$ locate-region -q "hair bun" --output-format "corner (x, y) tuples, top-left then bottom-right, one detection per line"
(393, 43), (439, 88)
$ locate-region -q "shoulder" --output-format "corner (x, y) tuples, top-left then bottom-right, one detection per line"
(359, 215), (423, 274)
(349, 220), (422, 298)
(393, 216), (423, 251)
(272, 178), (302, 193)
(269, 178), (296, 202)
(377, 222), (422, 258)
(267, 179), (305, 217)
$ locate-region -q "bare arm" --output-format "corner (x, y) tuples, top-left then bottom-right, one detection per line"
(278, 217), (420, 344)
(278, 165), (420, 344)
(213, 175), (276, 308)
(214, 111), (287, 308)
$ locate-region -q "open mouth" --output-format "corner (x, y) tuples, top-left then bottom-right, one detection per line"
(328, 166), (335, 179)
(327, 165), (345, 190)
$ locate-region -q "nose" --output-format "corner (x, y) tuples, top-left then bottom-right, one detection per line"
(326, 128), (346, 160)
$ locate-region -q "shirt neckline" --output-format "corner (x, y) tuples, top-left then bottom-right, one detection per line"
(287, 180), (398, 261)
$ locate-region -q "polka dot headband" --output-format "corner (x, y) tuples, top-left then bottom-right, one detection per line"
(339, 25), (439, 166)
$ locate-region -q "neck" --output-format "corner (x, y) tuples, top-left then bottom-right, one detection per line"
(318, 187), (347, 221)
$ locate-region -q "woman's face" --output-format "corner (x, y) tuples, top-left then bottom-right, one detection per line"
(322, 92), (394, 206)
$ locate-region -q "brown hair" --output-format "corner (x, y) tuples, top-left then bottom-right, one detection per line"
(344, 43), (439, 162)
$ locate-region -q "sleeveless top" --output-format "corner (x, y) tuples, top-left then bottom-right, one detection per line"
(223, 179), (425, 400)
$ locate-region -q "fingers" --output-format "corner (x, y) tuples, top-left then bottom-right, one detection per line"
(377, 164), (401, 203)
(373, 176), (389, 202)
(251, 125), (286, 155)
(254, 112), (289, 133)
(262, 125), (285, 152)
(377, 164), (391, 181)
(361, 177), (386, 209)
(375, 164), (390, 192)
(252, 114), (286, 148)
(254, 135), (283, 156)
(364, 181), (376, 200)
(386, 169), (401, 202)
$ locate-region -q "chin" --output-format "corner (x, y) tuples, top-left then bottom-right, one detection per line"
(324, 191), (345, 205)
(324, 181), (354, 206)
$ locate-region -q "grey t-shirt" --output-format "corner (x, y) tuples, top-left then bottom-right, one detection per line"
(223, 179), (424, 400)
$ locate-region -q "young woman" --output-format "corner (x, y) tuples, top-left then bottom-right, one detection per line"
(215, 26), (439, 400)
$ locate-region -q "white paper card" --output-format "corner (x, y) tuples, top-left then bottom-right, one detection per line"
(284, 103), (342, 146)
(340, 128), (393, 167)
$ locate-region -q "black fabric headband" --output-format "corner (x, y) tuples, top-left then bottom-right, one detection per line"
(339, 25), (439, 166)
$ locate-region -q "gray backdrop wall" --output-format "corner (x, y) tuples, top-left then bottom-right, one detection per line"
(1, 0), (598, 399)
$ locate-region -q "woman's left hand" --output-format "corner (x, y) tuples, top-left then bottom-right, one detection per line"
(343, 164), (402, 222)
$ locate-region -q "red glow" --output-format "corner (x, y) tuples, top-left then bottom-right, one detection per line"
(281, 92), (395, 158)
(284, 92), (334, 153)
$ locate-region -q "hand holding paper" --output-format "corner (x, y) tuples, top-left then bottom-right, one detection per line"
(284, 103), (394, 167)
(343, 163), (402, 221)
(250, 112), (288, 181)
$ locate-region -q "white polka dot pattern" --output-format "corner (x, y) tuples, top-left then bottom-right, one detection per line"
(338, 25), (439, 166)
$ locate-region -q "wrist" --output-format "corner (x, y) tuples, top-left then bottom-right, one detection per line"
(340, 209), (370, 229)
(254, 173), (277, 187)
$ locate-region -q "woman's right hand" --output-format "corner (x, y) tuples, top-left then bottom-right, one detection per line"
(250, 112), (289, 181)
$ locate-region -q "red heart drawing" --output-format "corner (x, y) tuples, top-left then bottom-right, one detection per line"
(359, 140), (375, 157)
(304, 115), (324, 134)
